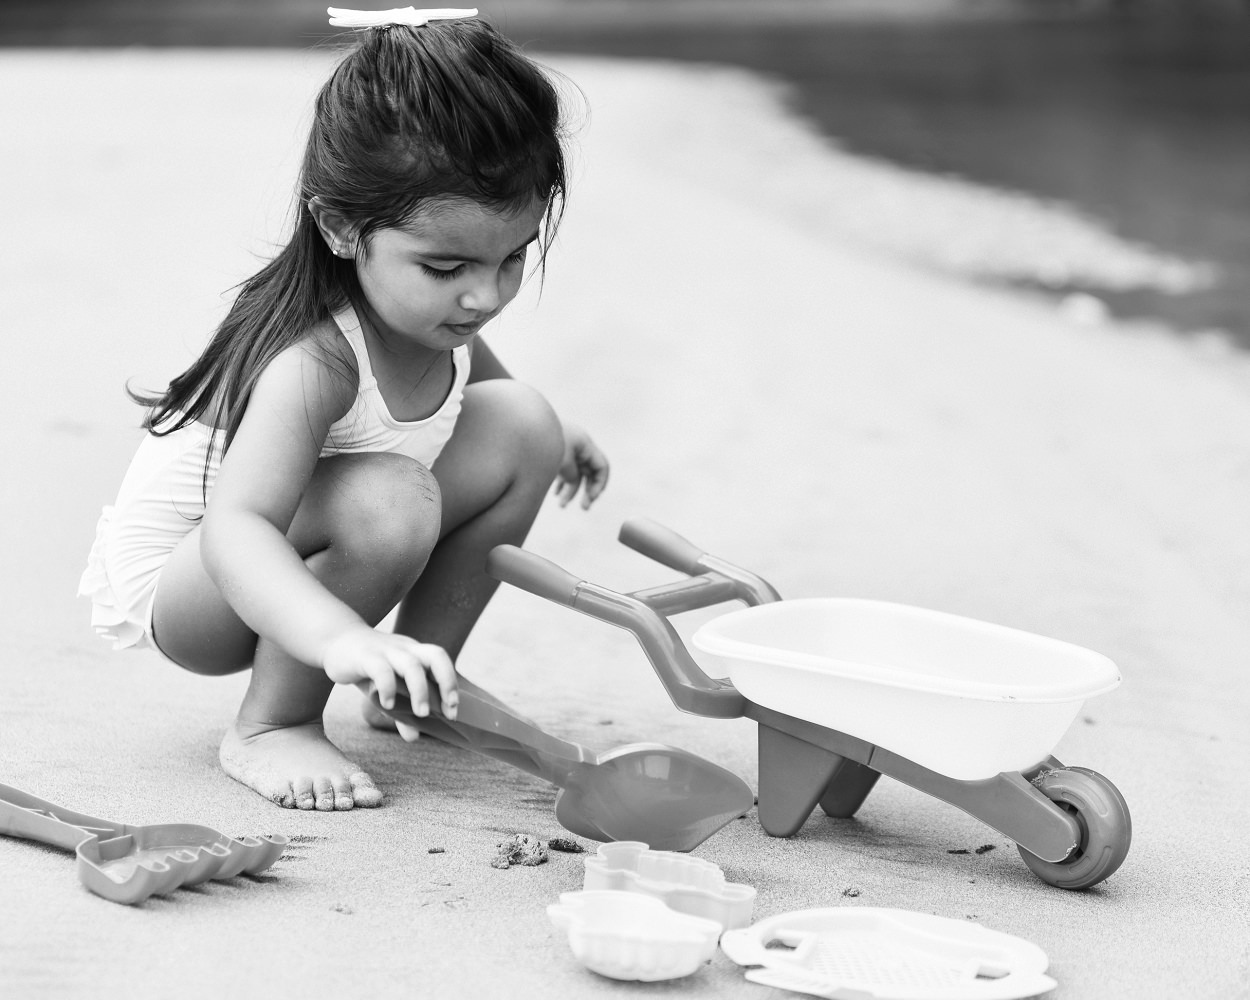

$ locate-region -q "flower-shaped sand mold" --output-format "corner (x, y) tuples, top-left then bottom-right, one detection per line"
(548, 890), (722, 982)
(583, 840), (756, 929)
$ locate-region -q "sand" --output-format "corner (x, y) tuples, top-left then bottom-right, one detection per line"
(1, 48), (1248, 999)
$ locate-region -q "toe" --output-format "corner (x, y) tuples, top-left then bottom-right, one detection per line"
(331, 775), (355, 811)
(293, 775), (317, 811)
(313, 777), (336, 811)
(349, 770), (383, 808)
(260, 777), (298, 809)
(269, 785), (297, 809)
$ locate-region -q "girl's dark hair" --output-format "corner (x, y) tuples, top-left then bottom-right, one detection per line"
(131, 18), (568, 451)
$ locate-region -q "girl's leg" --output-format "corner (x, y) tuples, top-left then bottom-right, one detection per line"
(393, 379), (564, 657)
(151, 452), (441, 810)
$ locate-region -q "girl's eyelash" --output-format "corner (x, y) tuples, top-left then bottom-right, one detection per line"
(421, 263), (464, 281)
(419, 248), (526, 281)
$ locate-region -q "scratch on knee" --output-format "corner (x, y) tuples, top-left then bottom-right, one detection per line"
(439, 580), (479, 614)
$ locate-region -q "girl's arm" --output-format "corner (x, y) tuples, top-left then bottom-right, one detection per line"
(469, 336), (609, 509)
(200, 340), (356, 659)
(199, 336), (455, 714)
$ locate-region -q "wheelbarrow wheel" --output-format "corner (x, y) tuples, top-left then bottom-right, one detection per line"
(1017, 766), (1131, 890)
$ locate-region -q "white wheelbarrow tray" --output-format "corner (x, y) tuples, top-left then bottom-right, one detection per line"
(692, 597), (1121, 781)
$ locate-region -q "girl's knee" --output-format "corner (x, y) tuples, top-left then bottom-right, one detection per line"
(479, 380), (564, 476)
(310, 452), (442, 562)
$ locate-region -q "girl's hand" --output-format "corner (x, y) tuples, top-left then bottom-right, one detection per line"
(321, 626), (459, 738)
(554, 422), (609, 510)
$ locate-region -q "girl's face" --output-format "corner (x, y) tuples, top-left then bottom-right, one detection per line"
(355, 196), (547, 354)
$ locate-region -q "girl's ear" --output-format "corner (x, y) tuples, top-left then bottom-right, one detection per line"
(307, 196), (358, 259)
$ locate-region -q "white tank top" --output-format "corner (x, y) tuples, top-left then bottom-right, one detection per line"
(321, 305), (471, 466)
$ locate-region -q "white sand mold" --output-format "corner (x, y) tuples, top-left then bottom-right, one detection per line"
(722, 907), (1058, 999)
(549, 890), (723, 982)
(583, 840), (757, 929)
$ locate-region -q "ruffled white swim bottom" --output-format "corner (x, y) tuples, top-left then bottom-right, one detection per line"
(78, 424), (217, 651)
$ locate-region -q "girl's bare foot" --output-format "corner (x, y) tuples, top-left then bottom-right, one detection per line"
(219, 720), (383, 810)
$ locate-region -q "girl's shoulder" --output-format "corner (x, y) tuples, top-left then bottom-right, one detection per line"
(301, 316), (361, 385)
(257, 318), (361, 424)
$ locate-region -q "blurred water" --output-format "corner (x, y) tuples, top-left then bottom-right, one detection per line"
(6, 8), (1248, 346)
(530, 16), (1250, 347)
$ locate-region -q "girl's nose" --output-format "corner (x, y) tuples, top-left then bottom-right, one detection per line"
(458, 275), (501, 315)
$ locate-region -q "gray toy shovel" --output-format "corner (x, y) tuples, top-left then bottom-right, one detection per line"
(371, 678), (753, 852)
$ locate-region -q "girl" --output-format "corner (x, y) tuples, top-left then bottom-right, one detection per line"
(78, 8), (608, 812)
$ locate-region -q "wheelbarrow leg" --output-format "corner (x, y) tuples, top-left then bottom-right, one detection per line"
(756, 724), (849, 837)
(818, 758), (881, 819)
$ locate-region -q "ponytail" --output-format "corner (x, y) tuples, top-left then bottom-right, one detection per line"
(131, 18), (569, 462)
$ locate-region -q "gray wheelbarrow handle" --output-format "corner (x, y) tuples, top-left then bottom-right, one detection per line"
(486, 519), (780, 720)
(619, 518), (782, 606)
(618, 517), (709, 575)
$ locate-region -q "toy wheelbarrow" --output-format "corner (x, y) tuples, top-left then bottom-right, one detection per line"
(0, 783), (287, 904)
(485, 518), (1132, 891)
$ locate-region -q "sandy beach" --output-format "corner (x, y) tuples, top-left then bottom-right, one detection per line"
(1, 48), (1248, 999)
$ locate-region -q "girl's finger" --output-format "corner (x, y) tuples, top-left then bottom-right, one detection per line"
(420, 644), (459, 719)
(391, 652), (432, 716)
(578, 446), (607, 481)
(578, 458), (607, 505)
(395, 719), (422, 742)
(369, 663), (398, 710)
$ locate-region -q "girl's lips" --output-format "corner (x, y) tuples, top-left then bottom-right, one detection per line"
(445, 321), (481, 337)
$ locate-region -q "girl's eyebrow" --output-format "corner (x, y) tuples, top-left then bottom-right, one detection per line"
(418, 231), (541, 264)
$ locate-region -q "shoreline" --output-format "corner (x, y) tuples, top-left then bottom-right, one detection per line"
(4, 11), (1245, 346)
(596, 55), (1219, 343)
(3, 45), (1223, 351)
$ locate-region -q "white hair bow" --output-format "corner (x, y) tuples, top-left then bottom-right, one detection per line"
(327, 7), (478, 28)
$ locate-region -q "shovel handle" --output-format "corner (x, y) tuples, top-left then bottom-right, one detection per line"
(369, 682), (594, 789)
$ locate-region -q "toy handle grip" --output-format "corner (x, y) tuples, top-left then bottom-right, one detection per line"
(718, 927), (776, 968)
(619, 517), (708, 575)
(0, 783), (104, 852)
(486, 545), (584, 606)
(488, 538), (751, 720)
